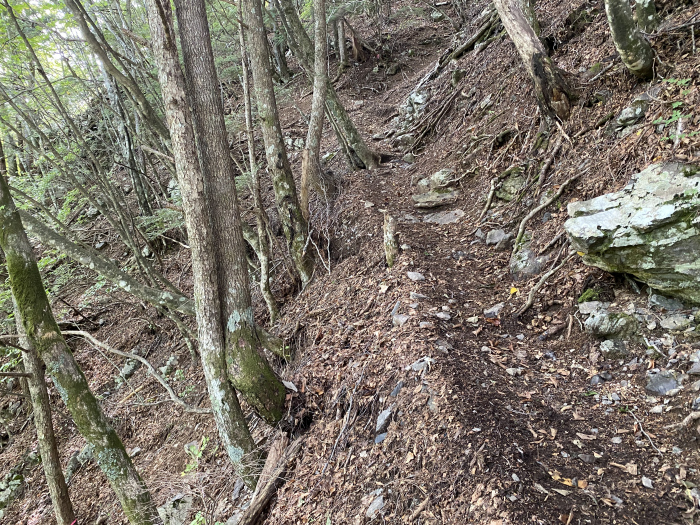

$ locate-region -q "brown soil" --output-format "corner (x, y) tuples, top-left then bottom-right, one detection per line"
(3, 0), (700, 524)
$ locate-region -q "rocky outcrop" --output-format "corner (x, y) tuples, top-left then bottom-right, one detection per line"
(565, 163), (700, 303)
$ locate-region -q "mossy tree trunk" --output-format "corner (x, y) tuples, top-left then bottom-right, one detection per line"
(145, 0), (260, 486)
(604, 0), (654, 78)
(242, 0), (315, 286)
(0, 143), (159, 524)
(173, 0), (286, 424)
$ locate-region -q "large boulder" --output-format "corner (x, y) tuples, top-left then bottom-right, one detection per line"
(565, 163), (700, 303)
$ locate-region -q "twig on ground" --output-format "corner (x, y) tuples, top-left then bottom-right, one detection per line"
(538, 231), (565, 255)
(535, 134), (563, 195)
(515, 253), (575, 317)
(62, 330), (211, 414)
(629, 410), (662, 454)
(665, 411), (700, 431)
(410, 497), (431, 521)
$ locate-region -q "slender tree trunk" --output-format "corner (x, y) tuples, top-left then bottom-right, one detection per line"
(635, 0), (658, 33)
(275, 0), (378, 169)
(301, 0), (329, 220)
(605, 0), (654, 78)
(17, 210), (195, 315)
(337, 18), (348, 69)
(173, 0), (286, 424)
(520, 0), (540, 36)
(242, 0), (315, 286)
(239, 12), (280, 323)
(144, 0), (259, 486)
(0, 142), (159, 525)
(14, 305), (75, 525)
(494, 0), (573, 120)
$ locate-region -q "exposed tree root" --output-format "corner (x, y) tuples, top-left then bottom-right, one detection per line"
(515, 253), (575, 317)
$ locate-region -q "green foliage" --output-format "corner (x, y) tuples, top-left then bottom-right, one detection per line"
(577, 288), (599, 303)
(182, 436), (210, 475)
(136, 207), (185, 241)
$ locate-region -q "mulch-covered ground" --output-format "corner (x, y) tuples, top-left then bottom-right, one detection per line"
(3, 0), (700, 523)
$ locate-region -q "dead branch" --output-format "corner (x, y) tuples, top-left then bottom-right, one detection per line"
(665, 411), (700, 431)
(62, 330), (211, 414)
(478, 179), (499, 223)
(535, 134), (563, 195)
(238, 438), (304, 525)
(515, 253), (575, 317)
(512, 173), (581, 258)
(410, 497), (431, 521)
(0, 372), (32, 378)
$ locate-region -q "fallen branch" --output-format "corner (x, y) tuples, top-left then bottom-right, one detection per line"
(538, 230), (565, 255)
(478, 179), (499, 223)
(512, 173), (581, 259)
(410, 496), (431, 521)
(535, 134), (563, 195)
(238, 438), (304, 525)
(665, 411), (700, 431)
(62, 330), (210, 414)
(629, 410), (661, 454)
(0, 372), (32, 378)
(515, 253), (575, 317)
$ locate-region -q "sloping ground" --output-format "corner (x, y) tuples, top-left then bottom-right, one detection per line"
(3, 0), (700, 523)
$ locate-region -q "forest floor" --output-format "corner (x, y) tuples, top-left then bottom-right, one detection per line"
(4, 0), (700, 524)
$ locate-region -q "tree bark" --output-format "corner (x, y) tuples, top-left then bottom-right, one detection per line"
(242, 0), (315, 286)
(145, 0), (259, 486)
(239, 13), (279, 323)
(494, 0), (573, 120)
(173, 0), (286, 424)
(301, 0), (329, 220)
(0, 142), (159, 525)
(14, 306), (75, 525)
(605, 0), (654, 78)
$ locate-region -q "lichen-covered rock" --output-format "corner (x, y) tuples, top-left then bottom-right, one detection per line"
(510, 232), (548, 280)
(585, 311), (637, 339)
(565, 163), (700, 304)
(412, 189), (460, 208)
(416, 168), (457, 194)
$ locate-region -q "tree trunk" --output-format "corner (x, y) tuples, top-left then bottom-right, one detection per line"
(634, 0), (658, 33)
(145, 0), (259, 486)
(494, 0), (573, 119)
(520, 0), (540, 36)
(18, 210), (195, 315)
(14, 306), (75, 525)
(301, 0), (329, 220)
(173, 0), (286, 424)
(605, 0), (654, 78)
(275, 0), (379, 169)
(63, 0), (170, 142)
(242, 0), (315, 286)
(0, 142), (159, 525)
(239, 13), (280, 323)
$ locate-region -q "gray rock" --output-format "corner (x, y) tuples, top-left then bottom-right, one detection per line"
(393, 132), (416, 149)
(423, 209), (465, 225)
(692, 396), (700, 410)
(688, 362), (700, 375)
(510, 233), (548, 280)
(564, 163), (700, 304)
(486, 229), (511, 246)
(475, 228), (486, 240)
(434, 312), (451, 320)
(407, 271), (425, 281)
(430, 10), (445, 21)
(600, 339), (629, 359)
(506, 367), (523, 376)
(650, 405), (664, 414)
(496, 167), (525, 201)
(660, 314), (693, 331)
(376, 408), (393, 434)
(402, 153), (415, 164)
(408, 356), (435, 372)
(578, 301), (611, 315)
(393, 314), (410, 327)
(646, 370), (682, 395)
(451, 69), (466, 87)
(375, 433), (388, 444)
(157, 494), (193, 525)
(419, 321), (434, 329)
(650, 293), (684, 311)
(386, 63), (400, 76)
(584, 311), (637, 339)
(416, 169), (458, 194)
(412, 189), (460, 208)
(484, 302), (505, 318)
(366, 494), (385, 519)
(410, 292), (427, 299)
(390, 381), (404, 397)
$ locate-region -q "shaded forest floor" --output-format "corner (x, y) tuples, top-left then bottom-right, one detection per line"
(4, 0), (700, 523)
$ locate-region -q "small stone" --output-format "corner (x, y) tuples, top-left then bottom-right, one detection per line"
(366, 495), (385, 519)
(435, 312), (451, 320)
(692, 396), (700, 410)
(600, 340), (629, 359)
(412, 189), (460, 209)
(611, 393), (621, 401)
(402, 153), (415, 164)
(649, 405), (664, 414)
(578, 301), (611, 315)
(612, 437), (623, 444)
(484, 302), (505, 319)
(650, 294), (684, 311)
(506, 367), (523, 376)
(512, 473), (520, 482)
(407, 271), (425, 281)
(94, 241), (106, 250)
(660, 314), (693, 331)
(390, 381), (404, 397)
(578, 454), (595, 464)
(282, 380), (298, 392)
(430, 10), (445, 21)
(376, 408), (393, 434)
(393, 314), (410, 327)
(646, 370), (682, 395)
(401, 244), (411, 250)
(410, 292), (427, 300)
(692, 379), (700, 392)
(365, 201), (374, 208)
(475, 228), (485, 240)
(423, 209), (465, 225)
(419, 321), (434, 329)
(375, 433), (387, 444)
(408, 356), (435, 372)
(590, 374), (607, 385)
(486, 229), (511, 246)
(642, 476), (654, 489)
(516, 334), (525, 341)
